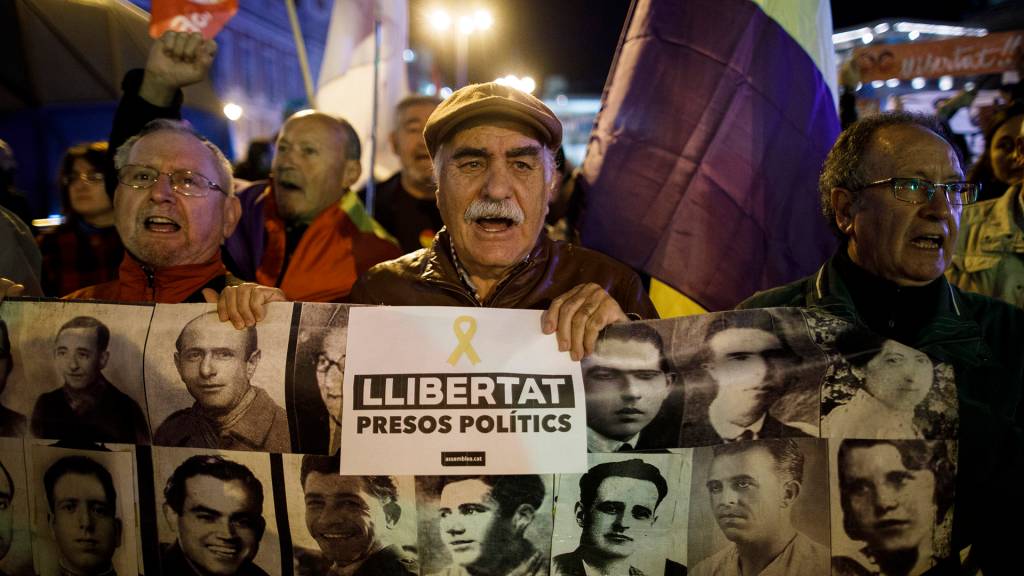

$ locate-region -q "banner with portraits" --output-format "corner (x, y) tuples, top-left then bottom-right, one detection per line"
(0, 300), (958, 576)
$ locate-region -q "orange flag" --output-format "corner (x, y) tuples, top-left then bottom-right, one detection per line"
(149, 0), (238, 40)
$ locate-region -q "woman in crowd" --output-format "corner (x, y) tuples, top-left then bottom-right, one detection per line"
(36, 142), (123, 296)
(966, 101), (1024, 202)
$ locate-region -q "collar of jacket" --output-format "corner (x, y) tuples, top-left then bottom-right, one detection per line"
(974, 184), (1024, 252)
(809, 250), (992, 368)
(116, 250), (227, 303)
(419, 228), (545, 305)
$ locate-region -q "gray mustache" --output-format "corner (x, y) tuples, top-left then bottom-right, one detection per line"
(463, 199), (525, 224)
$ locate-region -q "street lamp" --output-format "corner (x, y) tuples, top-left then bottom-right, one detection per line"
(427, 6), (493, 88)
(495, 74), (535, 94)
(428, 9), (451, 32)
(223, 102), (243, 121)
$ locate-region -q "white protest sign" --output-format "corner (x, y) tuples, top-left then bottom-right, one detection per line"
(340, 306), (587, 475)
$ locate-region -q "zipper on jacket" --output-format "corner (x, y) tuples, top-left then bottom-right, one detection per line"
(422, 253), (535, 307)
(484, 257), (535, 306)
(142, 264), (156, 300)
(423, 278), (482, 307)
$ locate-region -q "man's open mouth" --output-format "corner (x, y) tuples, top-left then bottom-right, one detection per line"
(277, 180), (303, 192)
(144, 216), (181, 232)
(910, 234), (943, 249)
(475, 217), (515, 232)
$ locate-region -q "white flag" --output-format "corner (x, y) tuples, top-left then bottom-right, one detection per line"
(315, 0), (409, 186)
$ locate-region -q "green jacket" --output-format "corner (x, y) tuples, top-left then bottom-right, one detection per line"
(738, 251), (1024, 574)
(948, 183), (1024, 309)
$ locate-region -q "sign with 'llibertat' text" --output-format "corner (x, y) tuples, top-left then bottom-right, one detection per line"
(340, 307), (587, 475)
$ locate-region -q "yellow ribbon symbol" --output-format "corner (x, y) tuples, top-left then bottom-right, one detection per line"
(447, 315), (481, 366)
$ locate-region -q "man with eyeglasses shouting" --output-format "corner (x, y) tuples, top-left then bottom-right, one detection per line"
(0, 118), (277, 339)
(0, 34), (284, 327)
(59, 117), (247, 304)
(94, 31), (401, 306)
(738, 112), (1024, 573)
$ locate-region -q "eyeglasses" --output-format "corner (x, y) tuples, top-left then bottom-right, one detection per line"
(316, 353), (345, 374)
(61, 171), (104, 186)
(117, 164), (225, 198)
(860, 177), (979, 205)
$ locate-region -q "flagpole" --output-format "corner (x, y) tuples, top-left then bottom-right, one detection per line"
(285, 0), (316, 106)
(366, 9), (383, 217)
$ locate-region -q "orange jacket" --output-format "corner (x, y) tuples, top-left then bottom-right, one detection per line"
(255, 190), (402, 302)
(64, 253), (229, 303)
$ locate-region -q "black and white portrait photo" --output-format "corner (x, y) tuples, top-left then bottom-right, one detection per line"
(416, 475), (553, 576)
(26, 442), (139, 576)
(0, 320), (27, 438)
(551, 454), (686, 576)
(688, 438), (830, 576)
(673, 309), (826, 446)
(290, 303), (353, 455)
(282, 453), (419, 576)
(152, 446), (282, 576)
(145, 302), (293, 453)
(582, 322), (682, 452)
(830, 439), (956, 576)
(0, 301), (152, 444)
(821, 329), (957, 440)
(0, 439), (32, 576)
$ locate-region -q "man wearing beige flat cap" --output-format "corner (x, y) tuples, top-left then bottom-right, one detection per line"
(350, 83), (657, 359)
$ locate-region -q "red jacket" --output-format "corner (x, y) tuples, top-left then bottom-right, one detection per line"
(64, 252), (230, 303)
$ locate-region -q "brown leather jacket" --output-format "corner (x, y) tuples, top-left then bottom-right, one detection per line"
(349, 229), (658, 318)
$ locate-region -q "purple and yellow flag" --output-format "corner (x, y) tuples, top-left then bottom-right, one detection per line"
(579, 0), (840, 313)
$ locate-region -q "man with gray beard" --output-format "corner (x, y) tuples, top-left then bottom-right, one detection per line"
(350, 83), (657, 359)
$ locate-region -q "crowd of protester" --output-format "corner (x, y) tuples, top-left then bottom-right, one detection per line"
(0, 28), (1023, 574)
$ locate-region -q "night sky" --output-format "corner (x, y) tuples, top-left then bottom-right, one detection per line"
(408, 0), (631, 94)
(408, 0), (996, 95)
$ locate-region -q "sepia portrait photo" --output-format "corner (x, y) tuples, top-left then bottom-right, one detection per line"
(829, 438), (957, 576)
(26, 441), (139, 576)
(0, 300), (152, 444)
(551, 453), (687, 576)
(671, 309), (827, 447)
(290, 303), (354, 455)
(820, 327), (958, 441)
(281, 453), (419, 575)
(0, 438), (32, 576)
(144, 302), (294, 453)
(151, 446), (282, 576)
(416, 474), (554, 576)
(582, 321), (683, 452)
(687, 437), (830, 575)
